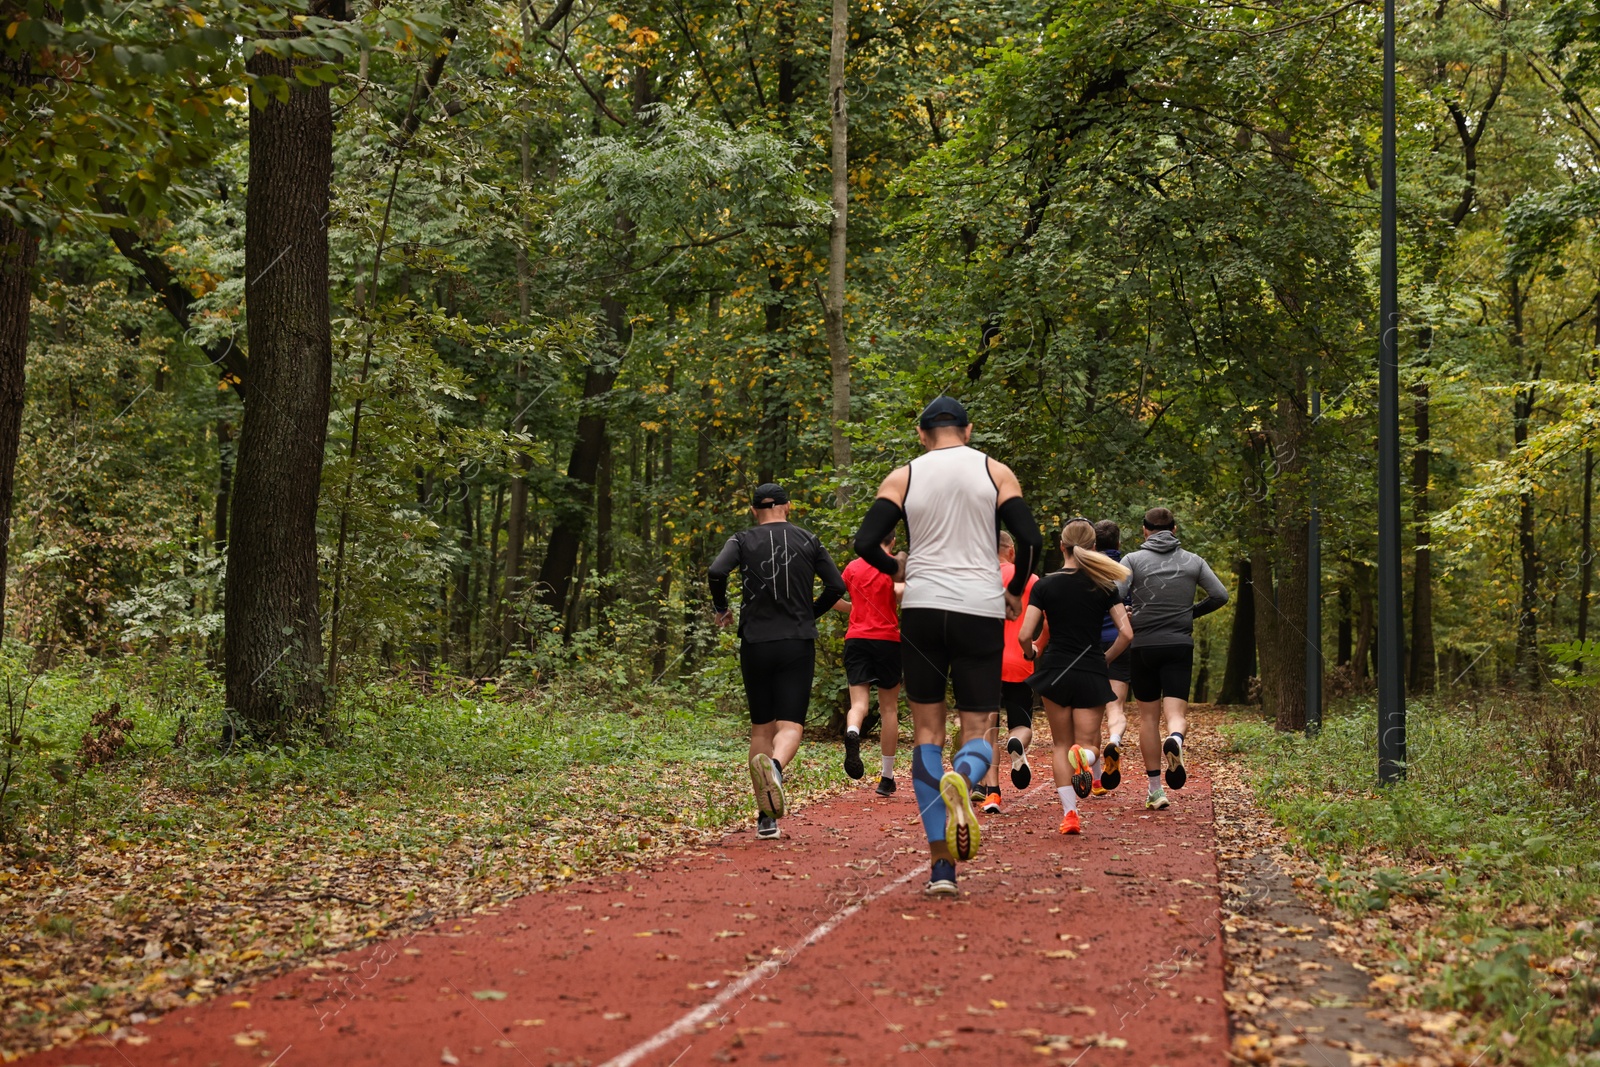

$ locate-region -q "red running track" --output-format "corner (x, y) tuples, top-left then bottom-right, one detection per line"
(22, 754), (1229, 1067)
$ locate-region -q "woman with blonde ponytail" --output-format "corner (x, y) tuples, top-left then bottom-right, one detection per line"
(1017, 519), (1133, 836)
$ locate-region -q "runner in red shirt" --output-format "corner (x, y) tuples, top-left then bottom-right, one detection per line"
(833, 531), (905, 796)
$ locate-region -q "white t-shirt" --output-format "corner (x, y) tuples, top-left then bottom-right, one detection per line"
(900, 445), (1005, 619)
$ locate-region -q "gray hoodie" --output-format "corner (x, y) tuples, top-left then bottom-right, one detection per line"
(1115, 531), (1229, 648)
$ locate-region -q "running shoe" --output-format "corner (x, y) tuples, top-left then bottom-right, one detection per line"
(875, 775), (896, 797)
(939, 771), (982, 862)
(756, 814), (781, 839)
(1067, 745), (1094, 799)
(1100, 741), (1122, 790)
(925, 859), (957, 897)
(1090, 780), (1108, 798)
(749, 753), (786, 819)
(1146, 788), (1170, 811)
(981, 789), (1003, 815)
(1163, 736), (1187, 790)
(1008, 736), (1032, 789)
(1058, 810), (1082, 835)
(843, 732), (864, 780)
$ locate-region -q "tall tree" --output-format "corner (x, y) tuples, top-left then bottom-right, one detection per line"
(226, 24), (339, 738)
(0, 218), (34, 634)
(822, 0), (851, 505)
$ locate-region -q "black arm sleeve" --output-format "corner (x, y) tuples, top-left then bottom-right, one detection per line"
(707, 536), (741, 612)
(811, 543), (847, 617)
(997, 497), (1042, 596)
(853, 497), (905, 575)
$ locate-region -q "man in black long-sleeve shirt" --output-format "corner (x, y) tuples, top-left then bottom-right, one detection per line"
(708, 483), (845, 840)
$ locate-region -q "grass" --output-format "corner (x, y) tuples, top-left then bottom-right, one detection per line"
(1225, 694), (1600, 1067)
(0, 652), (862, 1056)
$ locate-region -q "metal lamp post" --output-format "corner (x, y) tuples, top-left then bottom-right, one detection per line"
(1377, 0), (1407, 782)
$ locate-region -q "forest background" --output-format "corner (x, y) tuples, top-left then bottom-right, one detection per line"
(3, 0), (1600, 1060)
(3, 0), (1600, 727)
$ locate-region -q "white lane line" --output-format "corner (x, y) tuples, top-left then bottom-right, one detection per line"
(597, 862), (922, 1067)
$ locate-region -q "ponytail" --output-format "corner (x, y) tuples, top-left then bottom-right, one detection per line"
(1064, 544), (1131, 592)
(1060, 519), (1131, 592)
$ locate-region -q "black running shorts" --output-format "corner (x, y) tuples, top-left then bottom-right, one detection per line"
(843, 638), (901, 688)
(1100, 640), (1131, 685)
(1001, 680), (1035, 732)
(898, 608), (1004, 712)
(1129, 644), (1195, 702)
(1029, 668), (1116, 709)
(740, 638), (815, 725)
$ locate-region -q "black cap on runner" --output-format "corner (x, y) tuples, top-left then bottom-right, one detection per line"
(918, 396), (969, 429)
(751, 483), (789, 509)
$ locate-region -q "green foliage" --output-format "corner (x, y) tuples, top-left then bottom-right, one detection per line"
(1228, 698), (1600, 1063)
(1550, 639), (1600, 685)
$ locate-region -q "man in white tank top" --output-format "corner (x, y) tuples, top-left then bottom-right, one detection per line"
(852, 397), (1043, 896)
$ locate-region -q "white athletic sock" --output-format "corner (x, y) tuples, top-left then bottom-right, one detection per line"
(1088, 750), (1102, 775)
(881, 754), (894, 777)
(1148, 772), (1162, 796)
(1058, 786), (1078, 815)
(1109, 732), (1122, 748)
(846, 727), (859, 739)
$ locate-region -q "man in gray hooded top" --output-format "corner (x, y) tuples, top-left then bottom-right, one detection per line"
(1115, 507), (1228, 809)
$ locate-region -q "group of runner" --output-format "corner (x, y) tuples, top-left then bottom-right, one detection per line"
(707, 398), (1229, 895)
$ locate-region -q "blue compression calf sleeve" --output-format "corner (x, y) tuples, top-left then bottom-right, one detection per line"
(911, 744), (945, 845)
(952, 738), (992, 788)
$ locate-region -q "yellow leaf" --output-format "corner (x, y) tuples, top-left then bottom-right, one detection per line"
(186, 9), (205, 25)
(230, 1000), (251, 1009)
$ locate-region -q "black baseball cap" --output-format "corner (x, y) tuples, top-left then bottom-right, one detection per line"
(751, 483), (789, 509)
(918, 396), (969, 429)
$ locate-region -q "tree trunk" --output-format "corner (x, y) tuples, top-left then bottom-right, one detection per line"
(537, 295), (625, 622)
(1337, 582), (1352, 666)
(1216, 559), (1256, 704)
(755, 13), (797, 488)
(1353, 560), (1375, 680)
(0, 217), (36, 638)
(1578, 330), (1595, 672)
(1409, 340), (1436, 692)
(1510, 278), (1541, 687)
(1271, 517), (1310, 732)
(822, 0), (851, 506)
(1250, 548), (1279, 712)
(596, 424), (614, 617)
(226, 48), (334, 740)
(453, 480), (474, 663)
(214, 415), (234, 552)
(651, 369), (676, 678)
(1191, 634), (1211, 704)
(1254, 385), (1311, 732)
(502, 0), (535, 657)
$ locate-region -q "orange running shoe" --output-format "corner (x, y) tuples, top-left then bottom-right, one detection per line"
(1067, 745), (1094, 798)
(981, 790), (1003, 815)
(1058, 810), (1082, 835)
(1090, 780), (1108, 798)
